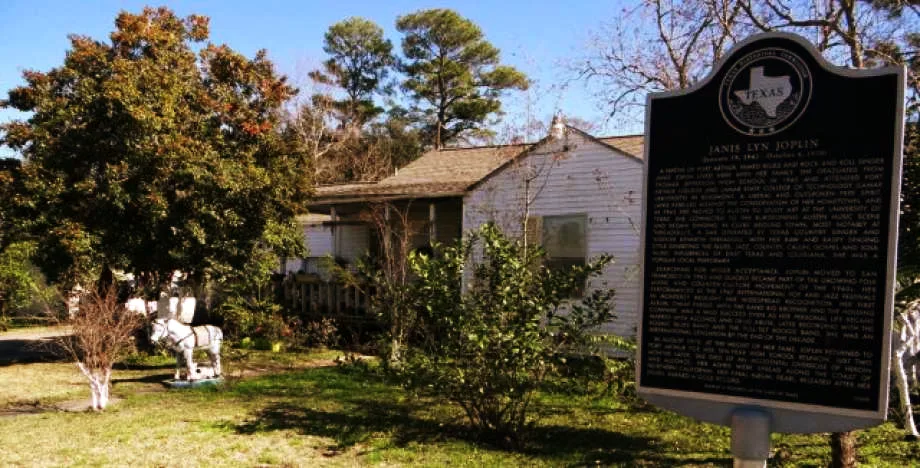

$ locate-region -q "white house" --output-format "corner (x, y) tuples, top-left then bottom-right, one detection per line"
(462, 124), (644, 336)
(288, 121), (644, 337)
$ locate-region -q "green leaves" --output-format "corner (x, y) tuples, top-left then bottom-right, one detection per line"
(396, 9), (529, 148)
(0, 7), (311, 289)
(311, 17), (394, 128)
(398, 223), (616, 441)
(0, 242), (51, 317)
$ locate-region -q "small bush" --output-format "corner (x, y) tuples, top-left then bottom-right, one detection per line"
(54, 287), (144, 410)
(399, 223), (618, 444)
(0, 241), (60, 325)
(218, 295), (286, 340)
(304, 317), (339, 348)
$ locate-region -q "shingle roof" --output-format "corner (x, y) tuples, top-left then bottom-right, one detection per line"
(310, 131), (646, 206)
(312, 143), (530, 204)
(599, 135), (645, 159)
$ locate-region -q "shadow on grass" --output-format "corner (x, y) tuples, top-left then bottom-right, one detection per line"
(111, 373), (175, 387)
(227, 367), (726, 466)
(0, 338), (69, 366)
(114, 362), (175, 371)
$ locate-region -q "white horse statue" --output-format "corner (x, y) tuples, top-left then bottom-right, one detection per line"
(150, 318), (223, 381)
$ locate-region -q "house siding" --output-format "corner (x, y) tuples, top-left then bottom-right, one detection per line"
(281, 223), (333, 273)
(463, 132), (643, 338)
(306, 224), (334, 257)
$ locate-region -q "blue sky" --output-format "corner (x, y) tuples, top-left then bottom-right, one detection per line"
(0, 0), (635, 158)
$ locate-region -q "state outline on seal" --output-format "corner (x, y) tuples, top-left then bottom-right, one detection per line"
(719, 47), (813, 137)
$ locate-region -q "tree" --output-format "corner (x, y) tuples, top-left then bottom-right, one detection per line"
(737, 0), (918, 113)
(292, 38), (419, 185)
(0, 158), (22, 252)
(335, 202), (419, 365)
(573, 0), (750, 123)
(1, 7), (311, 292)
(576, 0), (917, 124)
(309, 17), (395, 129)
(0, 242), (49, 327)
(293, 99), (421, 184)
(899, 123), (920, 297)
(396, 8), (530, 148)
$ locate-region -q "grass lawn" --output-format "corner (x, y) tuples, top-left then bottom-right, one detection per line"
(0, 336), (919, 466)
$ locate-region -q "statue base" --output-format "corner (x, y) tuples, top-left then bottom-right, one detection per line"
(166, 377), (223, 389)
(165, 364), (223, 388)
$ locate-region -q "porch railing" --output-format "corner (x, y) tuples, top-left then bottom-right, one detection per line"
(279, 273), (376, 325)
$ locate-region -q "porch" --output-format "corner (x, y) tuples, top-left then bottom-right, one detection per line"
(277, 197), (463, 321)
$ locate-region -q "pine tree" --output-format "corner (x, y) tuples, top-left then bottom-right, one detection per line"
(397, 9), (529, 148)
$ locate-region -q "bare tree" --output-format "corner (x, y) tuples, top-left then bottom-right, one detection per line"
(739, 0), (919, 115)
(52, 288), (144, 410)
(285, 91), (343, 185)
(330, 202), (420, 365)
(286, 71), (422, 185)
(572, 0), (749, 123)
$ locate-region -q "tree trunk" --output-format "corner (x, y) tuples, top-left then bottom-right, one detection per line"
(77, 363), (112, 410)
(830, 431), (857, 468)
(389, 333), (402, 366)
(96, 264), (115, 296)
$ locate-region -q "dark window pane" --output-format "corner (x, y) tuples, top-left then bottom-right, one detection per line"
(542, 214), (587, 298)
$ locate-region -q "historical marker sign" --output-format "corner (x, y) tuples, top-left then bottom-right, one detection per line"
(638, 33), (905, 433)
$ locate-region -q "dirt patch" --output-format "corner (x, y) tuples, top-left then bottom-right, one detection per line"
(0, 403), (47, 418)
(55, 397), (123, 412)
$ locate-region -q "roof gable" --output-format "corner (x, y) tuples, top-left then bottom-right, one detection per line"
(467, 127), (643, 192)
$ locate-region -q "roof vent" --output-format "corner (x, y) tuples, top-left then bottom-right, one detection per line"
(550, 114), (566, 139)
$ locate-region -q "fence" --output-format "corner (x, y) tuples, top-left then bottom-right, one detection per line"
(278, 273), (377, 327)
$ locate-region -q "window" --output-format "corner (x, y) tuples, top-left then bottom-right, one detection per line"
(541, 214), (587, 296)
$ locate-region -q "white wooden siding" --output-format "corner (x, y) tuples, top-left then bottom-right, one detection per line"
(463, 132), (643, 337)
(306, 224), (333, 257)
(281, 223), (333, 273)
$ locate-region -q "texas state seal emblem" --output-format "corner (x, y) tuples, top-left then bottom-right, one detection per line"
(719, 47), (812, 136)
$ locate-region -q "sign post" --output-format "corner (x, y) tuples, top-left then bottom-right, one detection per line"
(639, 32), (905, 462)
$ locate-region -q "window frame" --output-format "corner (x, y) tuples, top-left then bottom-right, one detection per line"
(540, 213), (588, 297)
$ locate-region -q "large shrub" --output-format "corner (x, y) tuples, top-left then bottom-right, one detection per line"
(0, 242), (59, 329)
(214, 247), (289, 345)
(400, 223), (617, 443)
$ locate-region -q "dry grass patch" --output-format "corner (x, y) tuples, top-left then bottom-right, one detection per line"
(0, 363), (87, 409)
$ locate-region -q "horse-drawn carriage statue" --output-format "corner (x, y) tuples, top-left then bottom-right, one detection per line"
(150, 318), (223, 382)
(127, 290), (224, 383)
